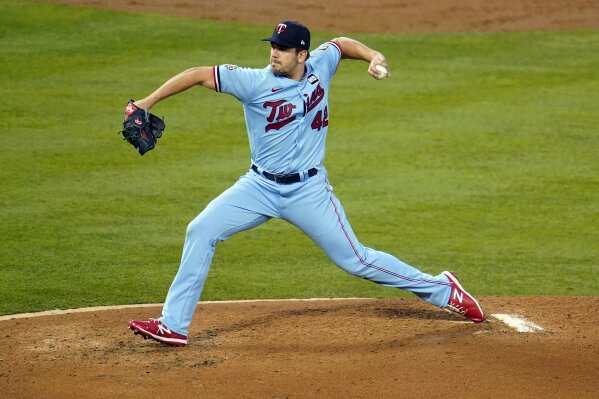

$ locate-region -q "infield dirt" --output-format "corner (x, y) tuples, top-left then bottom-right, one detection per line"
(7, 0), (599, 398)
(35, 0), (599, 33)
(1, 297), (598, 398)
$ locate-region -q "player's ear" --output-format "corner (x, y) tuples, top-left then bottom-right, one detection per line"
(297, 49), (309, 63)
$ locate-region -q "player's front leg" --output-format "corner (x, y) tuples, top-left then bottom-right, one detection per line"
(284, 175), (452, 307)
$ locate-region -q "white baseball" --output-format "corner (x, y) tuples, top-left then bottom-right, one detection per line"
(374, 65), (388, 80)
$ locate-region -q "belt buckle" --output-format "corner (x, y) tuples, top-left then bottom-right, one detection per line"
(272, 173), (286, 184)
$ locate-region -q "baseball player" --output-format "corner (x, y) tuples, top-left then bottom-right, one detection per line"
(128, 21), (484, 347)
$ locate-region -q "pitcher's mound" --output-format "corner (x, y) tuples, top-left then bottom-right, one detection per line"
(0, 296), (597, 398)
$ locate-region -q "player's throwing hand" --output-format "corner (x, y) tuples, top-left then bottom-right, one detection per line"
(368, 52), (390, 79)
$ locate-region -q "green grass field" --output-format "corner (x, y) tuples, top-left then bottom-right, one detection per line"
(1, 0), (597, 315)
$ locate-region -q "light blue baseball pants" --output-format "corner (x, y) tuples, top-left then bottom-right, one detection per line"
(161, 168), (452, 335)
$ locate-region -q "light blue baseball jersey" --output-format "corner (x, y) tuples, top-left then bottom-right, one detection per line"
(159, 40), (454, 336)
(213, 41), (341, 174)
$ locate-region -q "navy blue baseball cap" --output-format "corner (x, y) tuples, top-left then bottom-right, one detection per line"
(262, 20), (310, 51)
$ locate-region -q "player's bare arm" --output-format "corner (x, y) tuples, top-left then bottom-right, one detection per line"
(332, 37), (390, 79)
(134, 66), (216, 110)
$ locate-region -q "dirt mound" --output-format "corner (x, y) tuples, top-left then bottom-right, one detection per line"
(1, 297), (597, 398)
(36, 0), (599, 32)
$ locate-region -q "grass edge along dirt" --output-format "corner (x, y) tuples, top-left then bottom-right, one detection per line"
(0, 0), (597, 315)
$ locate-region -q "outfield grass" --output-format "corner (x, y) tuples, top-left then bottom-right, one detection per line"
(0, 0), (597, 315)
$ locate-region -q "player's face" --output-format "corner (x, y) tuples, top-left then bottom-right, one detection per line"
(270, 44), (307, 79)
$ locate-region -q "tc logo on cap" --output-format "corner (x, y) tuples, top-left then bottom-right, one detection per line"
(276, 23), (287, 34)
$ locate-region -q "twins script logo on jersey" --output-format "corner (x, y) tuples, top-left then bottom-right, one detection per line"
(304, 84), (325, 112)
(261, 84), (328, 133)
(263, 100), (297, 132)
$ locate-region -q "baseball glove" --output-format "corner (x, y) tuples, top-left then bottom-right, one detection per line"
(120, 100), (165, 156)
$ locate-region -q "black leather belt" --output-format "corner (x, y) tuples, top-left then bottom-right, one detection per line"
(251, 164), (318, 184)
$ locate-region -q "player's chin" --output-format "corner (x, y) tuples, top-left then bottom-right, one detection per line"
(272, 67), (290, 78)
(271, 63), (284, 74)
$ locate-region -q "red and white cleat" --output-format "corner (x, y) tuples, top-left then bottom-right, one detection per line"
(442, 271), (485, 323)
(128, 319), (187, 347)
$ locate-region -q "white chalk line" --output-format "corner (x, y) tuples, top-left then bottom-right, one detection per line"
(0, 298), (377, 322)
(491, 313), (545, 333)
(0, 301), (545, 333)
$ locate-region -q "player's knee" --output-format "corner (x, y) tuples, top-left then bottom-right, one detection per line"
(328, 252), (368, 277)
(185, 218), (217, 245)
(185, 220), (200, 239)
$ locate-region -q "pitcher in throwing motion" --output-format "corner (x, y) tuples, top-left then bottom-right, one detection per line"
(128, 20), (484, 347)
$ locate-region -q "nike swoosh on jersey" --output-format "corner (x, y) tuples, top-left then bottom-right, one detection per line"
(271, 87), (284, 92)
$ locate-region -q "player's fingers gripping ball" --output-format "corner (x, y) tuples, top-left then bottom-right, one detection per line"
(373, 64), (389, 80)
